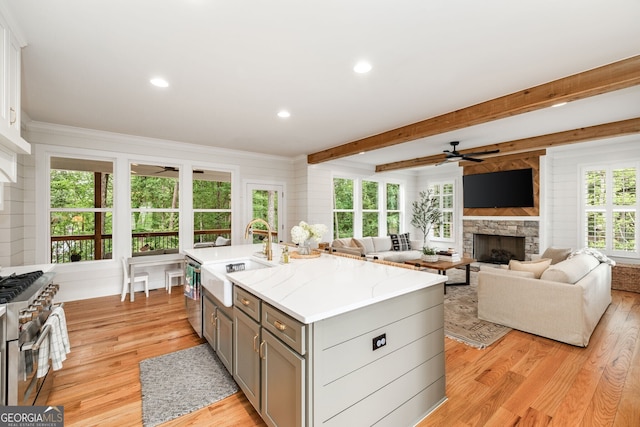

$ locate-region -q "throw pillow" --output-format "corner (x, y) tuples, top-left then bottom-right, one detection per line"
(509, 258), (552, 279)
(541, 247), (572, 265)
(390, 233), (411, 251)
(354, 237), (375, 254)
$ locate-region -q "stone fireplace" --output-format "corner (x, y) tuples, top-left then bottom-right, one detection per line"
(474, 234), (525, 263)
(463, 220), (539, 263)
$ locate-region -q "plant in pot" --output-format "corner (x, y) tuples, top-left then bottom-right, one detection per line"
(70, 250), (82, 262)
(422, 246), (439, 262)
(410, 189), (443, 250)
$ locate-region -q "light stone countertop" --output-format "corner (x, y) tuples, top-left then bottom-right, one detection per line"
(184, 244), (447, 324)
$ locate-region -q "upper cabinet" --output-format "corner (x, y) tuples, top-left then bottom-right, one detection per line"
(0, 7), (29, 183)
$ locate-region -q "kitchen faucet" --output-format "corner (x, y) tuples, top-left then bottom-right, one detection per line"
(244, 218), (274, 261)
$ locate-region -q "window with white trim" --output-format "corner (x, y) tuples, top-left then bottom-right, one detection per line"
(583, 164), (638, 257)
(332, 177), (404, 239)
(429, 181), (454, 241)
(362, 180), (379, 237)
(49, 156), (114, 263)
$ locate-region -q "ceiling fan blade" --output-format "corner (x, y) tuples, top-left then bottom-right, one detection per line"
(462, 156), (483, 162)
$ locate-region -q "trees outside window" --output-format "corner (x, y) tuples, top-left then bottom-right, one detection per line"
(193, 169), (232, 245)
(429, 182), (454, 241)
(362, 180), (379, 237)
(50, 157), (113, 263)
(333, 177), (403, 239)
(584, 165), (637, 255)
(333, 178), (354, 239)
(130, 164), (179, 253)
(386, 183), (401, 234)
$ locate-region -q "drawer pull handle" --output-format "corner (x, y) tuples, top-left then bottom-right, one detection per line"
(210, 313), (216, 326)
(253, 334), (259, 353)
(240, 297), (251, 306)
(259, 340), (266, 359)
(274, 320), (287, 331)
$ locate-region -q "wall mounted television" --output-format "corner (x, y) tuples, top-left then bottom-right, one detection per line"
(463, 168), (534, 208)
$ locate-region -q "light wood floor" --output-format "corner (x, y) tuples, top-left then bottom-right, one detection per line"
(48, 285), (639, 426)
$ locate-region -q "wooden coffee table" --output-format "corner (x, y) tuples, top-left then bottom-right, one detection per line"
(404, 258), (476, 292)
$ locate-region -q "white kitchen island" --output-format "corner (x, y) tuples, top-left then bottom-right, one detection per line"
(184, 244), (447, 427)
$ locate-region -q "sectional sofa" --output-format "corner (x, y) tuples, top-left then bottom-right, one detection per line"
(331, 234), (423, 263)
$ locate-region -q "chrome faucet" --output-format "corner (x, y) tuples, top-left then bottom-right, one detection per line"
(244, 218), (274, 261)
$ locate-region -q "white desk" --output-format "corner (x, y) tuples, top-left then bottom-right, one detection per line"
(127, 253), (185, 301)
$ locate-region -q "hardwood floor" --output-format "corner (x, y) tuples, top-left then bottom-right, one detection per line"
(48, 285), (639, 426)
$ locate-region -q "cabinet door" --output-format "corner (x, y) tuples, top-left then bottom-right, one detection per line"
(202, 294), (216, 347)
(216, 309), (233, 373)
(7, 34), (19, 135)
(261, 329), (305, 427)
(234, 308), (261, 412)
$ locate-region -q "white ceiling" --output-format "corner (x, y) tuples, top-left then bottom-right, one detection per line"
(5, 0), (640, 168)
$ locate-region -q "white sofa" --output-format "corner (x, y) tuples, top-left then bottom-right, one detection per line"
(331, 236), (423, 263)
(477, 252), (612, 347)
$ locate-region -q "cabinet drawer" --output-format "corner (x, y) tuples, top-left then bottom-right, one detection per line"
(234, 286), (261, 322)
(262, 303), (306, 355)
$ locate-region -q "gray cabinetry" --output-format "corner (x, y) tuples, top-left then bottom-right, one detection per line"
(232, 282), (445, 427)
(202, 289), (233, 373)
(233, 286), (307, 427)
(234, 307), (261, 410)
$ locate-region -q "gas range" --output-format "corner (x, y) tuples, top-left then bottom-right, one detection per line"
(0, 271), (45, 304)
(0, 269), (58, 406)
(1, 271), (57, 341)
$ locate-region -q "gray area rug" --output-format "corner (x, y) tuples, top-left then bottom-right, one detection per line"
(444, 269), (512, 349)
(139, 344), (239, 427)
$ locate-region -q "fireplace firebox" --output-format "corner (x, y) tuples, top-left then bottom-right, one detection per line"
(473, 234), (525, 264)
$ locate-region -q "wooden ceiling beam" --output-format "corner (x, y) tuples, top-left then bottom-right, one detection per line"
(307, 55), (640, 164)
(375, 117), (640, 172)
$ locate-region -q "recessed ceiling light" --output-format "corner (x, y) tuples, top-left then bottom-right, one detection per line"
(150, 78), (169, 88)
(277, 110), (291, 118)
(353, 61), (372, 74)
(551, 101), (567, 108)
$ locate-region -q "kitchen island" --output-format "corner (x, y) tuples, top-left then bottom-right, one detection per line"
(184, 244), (447, 427)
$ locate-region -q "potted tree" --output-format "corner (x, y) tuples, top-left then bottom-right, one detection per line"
(411, 189), (443, 255)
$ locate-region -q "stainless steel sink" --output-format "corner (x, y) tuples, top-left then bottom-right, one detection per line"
(201, 258), (272, 307)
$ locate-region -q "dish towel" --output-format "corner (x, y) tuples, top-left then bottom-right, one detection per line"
(36, 325), (51, 379)
(49, 306), (71, 371)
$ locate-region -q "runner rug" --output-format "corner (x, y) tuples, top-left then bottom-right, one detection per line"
(139, 344), (239, 427)
(444, 269), (512, 349)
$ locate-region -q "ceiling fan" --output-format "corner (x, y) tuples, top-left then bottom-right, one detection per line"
(440, 141), (500, 164)
(153, 166), (179, 174)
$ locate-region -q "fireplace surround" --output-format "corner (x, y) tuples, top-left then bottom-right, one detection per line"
(463, 220), (539, 262)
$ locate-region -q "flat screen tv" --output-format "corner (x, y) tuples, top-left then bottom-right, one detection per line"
(463, 168), (534, 208)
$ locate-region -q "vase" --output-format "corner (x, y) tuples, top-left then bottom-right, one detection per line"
(298, 240), (312, 255)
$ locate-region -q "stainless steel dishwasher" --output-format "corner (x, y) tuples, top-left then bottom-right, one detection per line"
(184, 256), (202, 337)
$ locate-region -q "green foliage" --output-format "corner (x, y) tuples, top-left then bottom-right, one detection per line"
(411, 190), (442, 247)
(333, 178), (354, 238)
(422, 246), (437, 255)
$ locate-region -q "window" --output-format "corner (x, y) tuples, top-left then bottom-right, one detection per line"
(333, 178), (354, 239)
(193, 169), (232, 245)
(583, 165), (637, 256)
(333, 177), (403, 239)
(130, 164), (180, 254)
(386, 183), (401, 234)
(429, 181), (454, 241)
(49, 157), (114, 263)
(362, 180), (379, 237)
